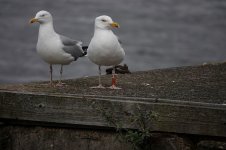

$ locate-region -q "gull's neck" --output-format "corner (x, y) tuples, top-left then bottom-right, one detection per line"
(94, 27), (112, 36)
(38, 22), (57, 38)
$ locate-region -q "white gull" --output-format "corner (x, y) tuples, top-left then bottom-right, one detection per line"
(30, 10), (87, 86)
(87, 15), (125, 89)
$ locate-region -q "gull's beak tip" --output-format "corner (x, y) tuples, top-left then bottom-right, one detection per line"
(111, 22), (120, 28)
(29, 18), (38, 24)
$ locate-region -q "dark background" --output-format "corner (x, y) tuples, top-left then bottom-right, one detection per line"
(0, 0), (226, 83)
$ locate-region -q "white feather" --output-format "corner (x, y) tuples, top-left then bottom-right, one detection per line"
(87, 15), (125, 66)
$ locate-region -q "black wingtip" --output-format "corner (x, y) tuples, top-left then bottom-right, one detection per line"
(106, 64), (131, 74)
(82, 46), (88, 51)
(82, 46), (88, 56)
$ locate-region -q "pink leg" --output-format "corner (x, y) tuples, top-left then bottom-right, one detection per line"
(56, 65), (66, 87)
(49, 64), (53, 86)
(90, 66), (105, 89)
(109, 66), (121, 90)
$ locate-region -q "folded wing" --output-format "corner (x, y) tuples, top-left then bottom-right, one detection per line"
(60, 35), (86, 61)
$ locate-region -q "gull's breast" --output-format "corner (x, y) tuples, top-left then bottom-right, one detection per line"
(88, 32), (125, 66)
(36, 35), (74, 65)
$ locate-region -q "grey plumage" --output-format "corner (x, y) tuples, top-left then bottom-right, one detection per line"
(60, 35), (85, 60)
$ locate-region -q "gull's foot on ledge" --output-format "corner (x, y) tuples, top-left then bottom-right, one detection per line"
(108, 85), (122, 90)
(90, 84), (106, 89)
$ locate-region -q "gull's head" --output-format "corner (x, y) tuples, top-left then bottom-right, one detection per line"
(30, 10), (53, 24)
(95, 15), (119, 30)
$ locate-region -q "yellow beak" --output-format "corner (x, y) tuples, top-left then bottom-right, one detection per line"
(29, 18), (39, 24)
(110, 22), (120, 28)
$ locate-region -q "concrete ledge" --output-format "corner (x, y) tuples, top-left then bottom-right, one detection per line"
(0, 63), (226, 138)
(1, 63), (226, 104)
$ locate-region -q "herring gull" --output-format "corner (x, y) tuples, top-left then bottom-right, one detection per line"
(30, 10), (87, 86)
(87, 15), (125, 89)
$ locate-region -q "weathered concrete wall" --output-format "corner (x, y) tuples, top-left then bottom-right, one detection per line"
(1, 126), (226, 150)
(0, 63), (226, 150)
(0, 126), (131, 150)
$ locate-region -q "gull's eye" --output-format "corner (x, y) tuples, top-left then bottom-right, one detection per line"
(101, 19), (107, 22)
(41, 14), (46, 17)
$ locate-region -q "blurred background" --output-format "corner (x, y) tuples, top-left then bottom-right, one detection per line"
(0, 0), (226, 84)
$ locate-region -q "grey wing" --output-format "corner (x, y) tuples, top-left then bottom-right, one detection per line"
(60, 35), (85, 61)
